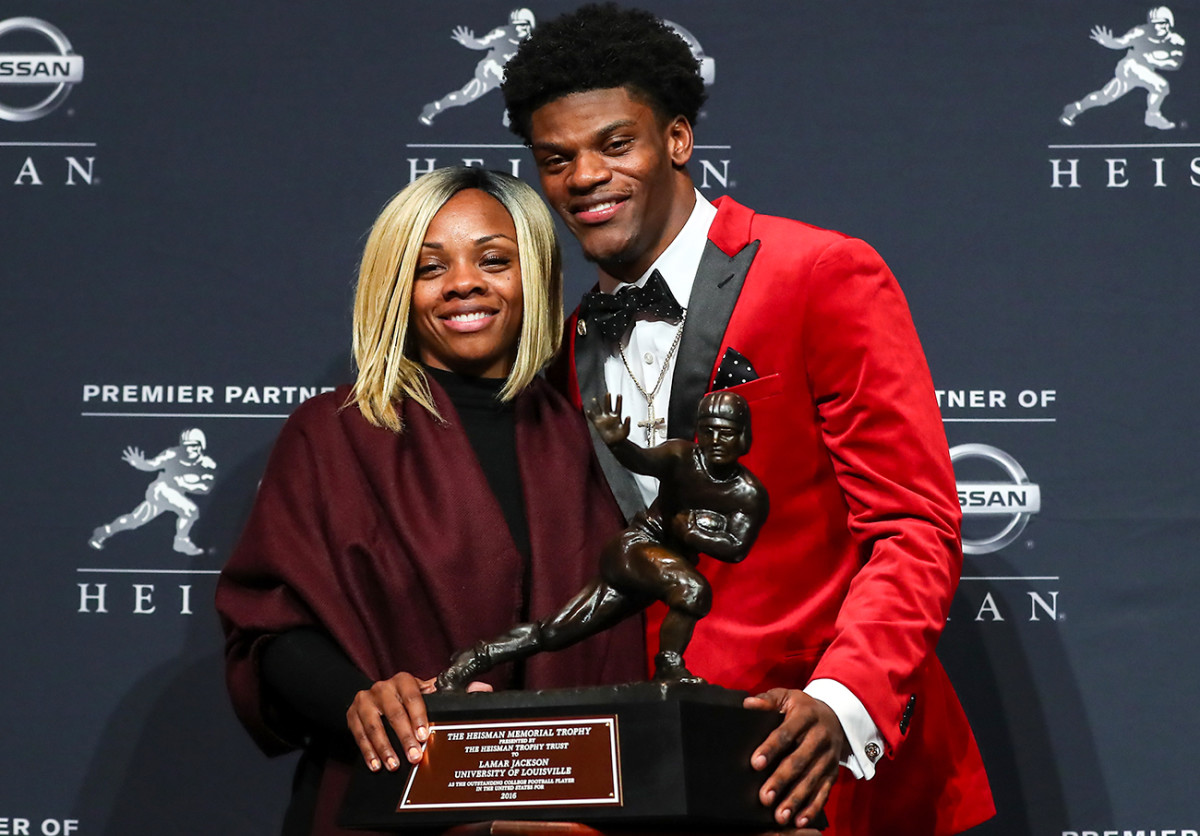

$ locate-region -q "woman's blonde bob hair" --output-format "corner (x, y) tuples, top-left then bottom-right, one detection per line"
(350, 166), (563, 431)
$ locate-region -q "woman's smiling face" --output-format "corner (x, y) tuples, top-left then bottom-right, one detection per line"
(410, 188), (524, 378)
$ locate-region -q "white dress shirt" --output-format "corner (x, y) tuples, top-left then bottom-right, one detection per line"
(598, 190), (715, 505)
(596, 189), (884, 780)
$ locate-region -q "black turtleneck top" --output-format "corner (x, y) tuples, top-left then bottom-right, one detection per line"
(423, 366), (530, 561)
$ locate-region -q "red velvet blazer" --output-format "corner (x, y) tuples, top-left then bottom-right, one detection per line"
(557, 197), (994, 836)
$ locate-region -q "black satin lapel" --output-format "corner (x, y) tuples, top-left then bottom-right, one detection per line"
(573, 325), (645, 522)
(668, 238), (760, 440)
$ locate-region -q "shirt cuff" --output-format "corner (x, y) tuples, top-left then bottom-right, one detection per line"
(803, 678), (884, 780)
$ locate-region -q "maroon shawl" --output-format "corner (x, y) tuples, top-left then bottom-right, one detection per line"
(216, 378), (643, 835)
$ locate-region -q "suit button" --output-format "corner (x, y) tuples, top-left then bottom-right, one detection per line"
(577, 319), (587, 337)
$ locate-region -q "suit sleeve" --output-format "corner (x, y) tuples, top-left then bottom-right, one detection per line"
(801, 237), (962, 754)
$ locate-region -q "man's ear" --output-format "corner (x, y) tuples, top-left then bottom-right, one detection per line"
(666, 115), (694, 167)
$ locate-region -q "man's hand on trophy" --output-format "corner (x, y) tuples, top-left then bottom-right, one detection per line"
(745, 687), (845, 828)
(586, 393), (631, 446)
(347, 671), (492, 771)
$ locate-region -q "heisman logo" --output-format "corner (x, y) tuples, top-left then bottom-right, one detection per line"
(951, 443), (1042, 555)
(0, 17), (85, 122)
(88, 429), (217, 556)
(417, 10), (716, 127)
(1059, 6), (1186, 130)
(663, 20), (715, 87)
(418, 8), (536, 127)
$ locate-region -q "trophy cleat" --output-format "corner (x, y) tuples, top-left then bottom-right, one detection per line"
(437, 623), (543, 691)
(652, 651), (706, 685)
(436, 645), (490, 691)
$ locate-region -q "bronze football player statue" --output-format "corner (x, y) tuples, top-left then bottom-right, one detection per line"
(437, 390), (768, 689)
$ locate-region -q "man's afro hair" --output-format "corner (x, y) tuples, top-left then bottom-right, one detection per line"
(502, 3), (707, 144)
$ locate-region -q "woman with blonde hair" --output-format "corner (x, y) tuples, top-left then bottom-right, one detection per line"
(217, 167), (643, 836)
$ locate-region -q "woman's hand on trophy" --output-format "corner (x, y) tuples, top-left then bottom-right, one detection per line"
(347, 671), (492, 771)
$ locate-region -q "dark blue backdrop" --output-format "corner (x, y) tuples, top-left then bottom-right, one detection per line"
(3, 2), (1197, 834)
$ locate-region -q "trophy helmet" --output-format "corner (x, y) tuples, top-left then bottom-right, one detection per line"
(695, 390), (751, 454)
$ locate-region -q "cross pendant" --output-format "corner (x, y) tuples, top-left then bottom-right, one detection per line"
(637, 408), (666, 446)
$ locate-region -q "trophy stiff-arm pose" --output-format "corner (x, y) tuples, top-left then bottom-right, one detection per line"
(437, 390), (767, 689)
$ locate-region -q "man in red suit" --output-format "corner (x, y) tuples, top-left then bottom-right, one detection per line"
(500, 5), (995, 835)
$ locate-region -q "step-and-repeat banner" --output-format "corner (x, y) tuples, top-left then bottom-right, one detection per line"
(3, 2), (1196, 834)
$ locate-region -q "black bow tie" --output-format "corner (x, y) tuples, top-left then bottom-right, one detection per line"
(578, 270), (684, 345)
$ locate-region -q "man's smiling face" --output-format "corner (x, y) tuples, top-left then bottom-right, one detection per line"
(529, 87), (695, 283)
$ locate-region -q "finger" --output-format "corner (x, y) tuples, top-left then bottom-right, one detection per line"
(614, 393), (622, 415)
(747, 691), (801, 772)
(754, 711), (813, 778)
(361, 680), (417, 770)
(349, 695), (403, 772)
(346, 703), (383, 772)
(766, 751), (815, 825)
(763, 717), (840, 825)
(774, 753), (836, 828)
(743, 688), (786, 712)
(792, 773), (835, 830)
(465, 681), (495, 693)
(363, 692), (408, 771)
(388, 674), (431, 752)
